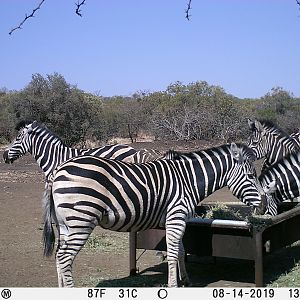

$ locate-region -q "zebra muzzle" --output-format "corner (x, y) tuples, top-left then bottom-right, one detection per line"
(3, 150), (14, 164)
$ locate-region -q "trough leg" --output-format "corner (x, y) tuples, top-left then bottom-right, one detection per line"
(254, 231), (264, 287)
(129, 231), (137, 275)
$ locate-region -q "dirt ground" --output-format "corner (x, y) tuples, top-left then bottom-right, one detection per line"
(0, 141), (259, 287)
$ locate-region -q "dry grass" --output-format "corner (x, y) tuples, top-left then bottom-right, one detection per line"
(204, 203), (244, 220)
(84, 231), (128, 254)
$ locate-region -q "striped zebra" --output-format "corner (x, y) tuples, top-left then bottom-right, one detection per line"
(247, 119), (300, 171)
(43, 143), (263, 287)
(291, 132), (300, 148)
(259, 151), (300, 216)
(3, 120), (162, 181)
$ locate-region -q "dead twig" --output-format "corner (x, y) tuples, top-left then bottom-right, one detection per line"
(10, 0), (190, 34)
(75, 0), (87, 17)
(9, 0), (46, 35)
(185, 0), (192, 20)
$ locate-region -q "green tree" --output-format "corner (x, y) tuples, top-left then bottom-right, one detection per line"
(0, 91), (17, 143)
(256, 87), (300, 133)
(10, 73), (102, 146)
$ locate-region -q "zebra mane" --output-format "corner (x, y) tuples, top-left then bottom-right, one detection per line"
(15, 120), (64, 144)
(32, 122), (64, 143)
(164, 143), (256, 162)
(15, 120), (34, 131)
(259, 119), (290, 139)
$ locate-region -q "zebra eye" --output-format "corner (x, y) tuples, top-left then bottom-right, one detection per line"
(250, 140), (259, 145)
(248, 173), (255, 179)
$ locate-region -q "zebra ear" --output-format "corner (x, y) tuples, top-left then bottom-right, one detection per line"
(254, 120), (264, 133)
(263, 180), (277, 194)
(25, 123), (33, 134)
(247, 119), (255, 130)
(230, 143), (244, 163)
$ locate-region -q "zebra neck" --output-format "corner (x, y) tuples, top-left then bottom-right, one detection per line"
(265, 133), (295, 165)
(178, 151), (229, 205)
(260, 156), (300, 203)
(32, 135), (82, 180)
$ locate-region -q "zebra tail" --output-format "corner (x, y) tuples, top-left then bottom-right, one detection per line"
(42, 182), (56, 257)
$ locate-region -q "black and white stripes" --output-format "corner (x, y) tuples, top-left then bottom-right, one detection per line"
(247, 119), (300, 171)
(291, 132), (300, 148)
(3, 120), (161, 181)
(260, 152), (300, 216)
(43, 143), (263, 287)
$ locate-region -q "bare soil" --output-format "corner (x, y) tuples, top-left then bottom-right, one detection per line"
(0, 141), (262, 287)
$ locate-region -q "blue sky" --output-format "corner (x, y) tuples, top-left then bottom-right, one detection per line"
(1, 0), (300, 98)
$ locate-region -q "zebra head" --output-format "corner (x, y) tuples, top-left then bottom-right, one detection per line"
(247, 119), (299, 170)
(3, 120), (35, 164)
(247, 119), (267, 160)
(260, 179), (278, 216)
(226, 143), (265, 211)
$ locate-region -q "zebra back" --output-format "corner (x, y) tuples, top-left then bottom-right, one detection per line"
(131, 148), (163, 163)
(3, 120), (148, 180)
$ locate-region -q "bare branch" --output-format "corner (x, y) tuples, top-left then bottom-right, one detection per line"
(9, 0), (46, 35)
(75, 0), (87, 17)
(10, 0), (191, 35)
(185, 0), (192, 21)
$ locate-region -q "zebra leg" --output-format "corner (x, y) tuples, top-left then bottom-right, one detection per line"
(55, 227), (68, 288)
(56, 244), (76, 287)
(165, 206), (188, 287)
(55, 226), (95, 287)
(56, 256), (64, 288)
(178, 240), (190, 286)
(54, 224), (64, 287)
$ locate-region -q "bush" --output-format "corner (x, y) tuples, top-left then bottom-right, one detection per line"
(1, 75), (299, 146)
(8, 73), (103, 146)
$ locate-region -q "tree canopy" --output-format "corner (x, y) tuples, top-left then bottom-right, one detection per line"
(0, 73), (299, 146)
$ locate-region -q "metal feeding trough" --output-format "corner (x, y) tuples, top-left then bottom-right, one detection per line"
(129, 202), (300, 287)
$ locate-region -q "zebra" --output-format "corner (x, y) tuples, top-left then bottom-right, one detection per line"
(259, 151), (300, 216)
(3, 120), (162, 181)
(291, 132), (300, 148)
(43, 143), (264, 287)
(247, 119), (300, 172)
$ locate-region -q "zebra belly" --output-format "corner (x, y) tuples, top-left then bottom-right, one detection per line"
(53, 191), (167, 233)
(52, 178), (169, 233)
